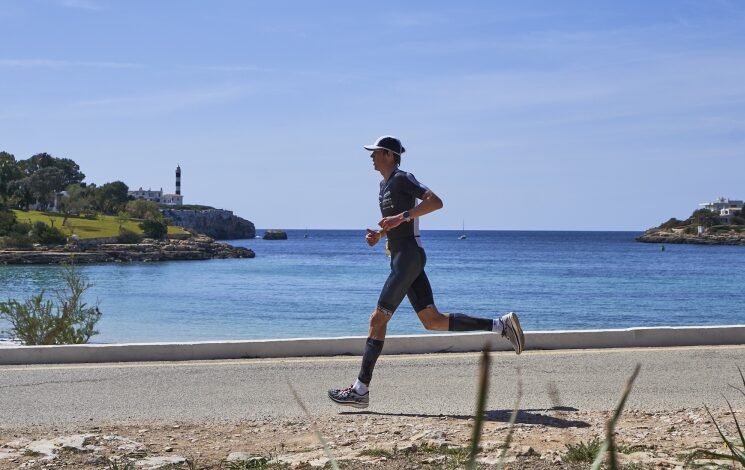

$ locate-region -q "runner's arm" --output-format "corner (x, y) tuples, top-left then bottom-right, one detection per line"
(378, 190), (443, 231)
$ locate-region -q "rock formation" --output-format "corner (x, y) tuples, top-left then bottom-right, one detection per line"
(0, 235), (255, 265)
(636, 229), (745, 245)
(262, 230), (287, 240)
(161, 209), (255, 240)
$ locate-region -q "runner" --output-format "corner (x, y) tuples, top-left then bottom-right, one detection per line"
(328, 136), (525, 409)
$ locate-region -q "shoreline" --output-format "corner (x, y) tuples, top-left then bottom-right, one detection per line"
(0, 234), (255, 265)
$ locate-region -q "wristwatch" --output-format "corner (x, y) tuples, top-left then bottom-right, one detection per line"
(402, 210), (411, 222)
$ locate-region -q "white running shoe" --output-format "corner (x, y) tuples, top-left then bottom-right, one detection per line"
(328, 385), (369, 409)
(500, 312), (525, 355)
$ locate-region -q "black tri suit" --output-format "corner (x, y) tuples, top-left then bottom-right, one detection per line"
(376, 168), (435, 315)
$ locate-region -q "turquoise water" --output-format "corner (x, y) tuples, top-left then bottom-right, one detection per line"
(1, 230), (744, 343)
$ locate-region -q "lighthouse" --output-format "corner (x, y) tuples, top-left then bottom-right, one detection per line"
(176, 165), (181, 196)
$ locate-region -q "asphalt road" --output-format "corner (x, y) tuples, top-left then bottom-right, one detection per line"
(1, 345), (743, 429)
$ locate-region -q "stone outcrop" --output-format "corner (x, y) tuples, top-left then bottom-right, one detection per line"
(0, 235), (255, 265)
(636, 229), (745, 245)
(161, 209), (255, 240)
(262, 229), (287, 240)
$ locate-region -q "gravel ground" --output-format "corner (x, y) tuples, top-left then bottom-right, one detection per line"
(1, 406), (741, 469)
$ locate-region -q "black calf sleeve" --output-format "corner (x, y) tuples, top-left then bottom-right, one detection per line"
(448, 313), (493, 332)
(358, 337), (385, 386)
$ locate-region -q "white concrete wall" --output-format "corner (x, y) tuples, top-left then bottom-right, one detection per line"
(0, 325), (743, 365)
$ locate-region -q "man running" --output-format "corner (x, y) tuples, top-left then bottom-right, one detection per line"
(328, 135), (525, 409)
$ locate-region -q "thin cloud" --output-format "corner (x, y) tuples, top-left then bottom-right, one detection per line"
(70, 85), (250, 117)
(0, 59), (141, 69)
(58, 0), (103, 11)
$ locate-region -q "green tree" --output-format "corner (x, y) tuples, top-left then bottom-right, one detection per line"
(139, 219), (167, 239)
(126, 199), (161, 220)
(19, 153), (85, 187)
(30, 221), (67, 245)
(690, 209), (719, 227)
(0, 151), (23, 203)
(92, 181), (130, 215)
(59, 184), (92, 224)
(116, 210), (129, 231)
(658, 218), (685, 230)
(0, 265), (101, 345)
(6, 177), (32, 209)
(0, 209), (17, 236)
(26, 167), (65, 209)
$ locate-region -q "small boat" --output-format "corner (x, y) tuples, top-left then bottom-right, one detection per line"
(458, 220), (467, 240)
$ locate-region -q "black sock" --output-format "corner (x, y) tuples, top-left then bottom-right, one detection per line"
(357, 337), (384, 387)
(448, 313), (493, 332)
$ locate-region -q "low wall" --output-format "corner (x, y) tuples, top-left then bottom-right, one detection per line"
(0, 325), (743, 365)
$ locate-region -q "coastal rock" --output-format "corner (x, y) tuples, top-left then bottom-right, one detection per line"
(161, 208), (255, 240)
(263, 229), (288, 240)
(0, 235), (255, 265)
(636, 229), (745, 245)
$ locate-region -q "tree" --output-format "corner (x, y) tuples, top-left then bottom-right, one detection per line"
(30, 221), (67, 245)
(0, 209), (17, 236)
(0, 151), (22, 203)
(59, 184), (92, 224)
(19, 153), (85, 187)
(658, 218), (685, 230)
(690, 209), (719, 227)
(126, 199), (161, 220)
(7, 178), (32, 210)
(92, 181), (129, 215)
(139, 219), (167, 239)
(26, 167), (65, 209)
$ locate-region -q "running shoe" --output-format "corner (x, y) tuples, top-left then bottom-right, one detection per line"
(328, 385), (369, 409)
(500, 311), (525, 355)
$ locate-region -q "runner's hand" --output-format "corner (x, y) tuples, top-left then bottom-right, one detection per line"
(365, 228), (380, 247)
(378, 214), (405, 231)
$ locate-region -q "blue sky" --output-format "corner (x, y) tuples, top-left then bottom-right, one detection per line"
(1, 0), (744, 230)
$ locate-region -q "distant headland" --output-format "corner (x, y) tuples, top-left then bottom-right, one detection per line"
(0, 151), (256, 264)
(637, 197), (745, 245)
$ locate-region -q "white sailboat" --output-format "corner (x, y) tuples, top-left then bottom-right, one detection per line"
(458, 220), (467, 240)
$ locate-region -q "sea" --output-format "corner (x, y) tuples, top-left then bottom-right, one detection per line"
(1, 230), (744, 344)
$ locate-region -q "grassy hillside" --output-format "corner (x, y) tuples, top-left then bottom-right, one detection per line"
(11, 210), (189, 239)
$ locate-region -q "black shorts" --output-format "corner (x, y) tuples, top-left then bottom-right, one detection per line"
(377, 237), (435, 315)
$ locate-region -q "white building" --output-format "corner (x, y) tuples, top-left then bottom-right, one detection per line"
(128, 166), (183, 206)
(699, 197), (744, 224)
(699, 197), (743, 213)
(129, 188), (163, 202)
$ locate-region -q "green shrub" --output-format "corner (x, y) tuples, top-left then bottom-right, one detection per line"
(0, 264), (102, 345)
(658, 218), (685, 230)
(0, 209), (17, 236)
(117, 228), (141, 244)
(0, 224), (33, 248)
(30, 221), (67, 245)
(565, 438), (603, 462)
(139, 219), (167, 239)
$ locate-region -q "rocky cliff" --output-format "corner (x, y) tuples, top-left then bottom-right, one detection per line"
(161, 209), (255, 240)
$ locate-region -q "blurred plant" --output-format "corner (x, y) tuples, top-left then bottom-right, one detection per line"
(688, 366), (745, 467)
(0, 263), (101, 345)
(287, 380), (339, 470)
(590, 364), (641, 470)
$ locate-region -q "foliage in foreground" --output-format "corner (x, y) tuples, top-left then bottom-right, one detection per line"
(590, 364), (641, 470)
(688, 366), (745, 467)
(0, 264), (101, 345)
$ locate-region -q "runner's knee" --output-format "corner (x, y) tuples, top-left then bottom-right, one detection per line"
(369, 308), (391, 329)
